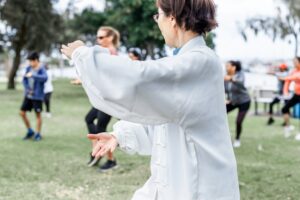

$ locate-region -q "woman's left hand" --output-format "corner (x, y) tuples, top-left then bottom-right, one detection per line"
(61, 40), (85, 59)
(87, 133), (119, 159)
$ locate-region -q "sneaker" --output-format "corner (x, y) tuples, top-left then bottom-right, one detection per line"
(34, 133), (42, 141)
(87, 153), (101, 167)
(233, 140), (241, 148)
(23, 130), (35, 140)
(46, 112), (52, 118)
(284, 126), (292, 138)
(99, 160), (118, 172)
(267, 117), (274, 125)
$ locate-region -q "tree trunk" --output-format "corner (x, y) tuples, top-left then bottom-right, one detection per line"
(7, 46), (21, 90)
(7, 19), (27, 90)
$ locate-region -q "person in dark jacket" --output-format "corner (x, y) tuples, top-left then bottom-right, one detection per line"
(20, 52), (47, 141)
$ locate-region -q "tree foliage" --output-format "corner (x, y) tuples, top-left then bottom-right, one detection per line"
(242, 0), (300, 57)
(103, 0), (165, 58)
(0, 0), (64, 89)
(66, 8), (107, 43)
(67, 0), (216, 59)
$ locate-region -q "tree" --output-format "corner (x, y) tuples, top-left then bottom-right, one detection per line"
(67, 0), (216, 59)
(0, 0), (63, 89)
(66, 8), (107, 43)
(102, 0), (165, 59)
(242, 0), (300, 57)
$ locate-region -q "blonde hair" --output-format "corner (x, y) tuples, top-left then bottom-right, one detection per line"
(98, 26), (120, 48)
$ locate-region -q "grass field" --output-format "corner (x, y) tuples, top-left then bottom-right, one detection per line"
(0, 79), (300, 200)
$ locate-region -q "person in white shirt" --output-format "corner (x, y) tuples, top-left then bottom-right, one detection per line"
(61, 0), (240, 199)
(44, 65), (54, 118)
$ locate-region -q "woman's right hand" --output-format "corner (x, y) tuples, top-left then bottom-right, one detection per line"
(87, 133), (119, 159)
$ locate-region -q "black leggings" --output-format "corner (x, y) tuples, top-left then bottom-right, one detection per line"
(44, 92), (52, 113)
(85, 107), (111, 134)
(226, 101), (251, 140)
(269, 97), (288, 115)
(282, 94), (300, 114)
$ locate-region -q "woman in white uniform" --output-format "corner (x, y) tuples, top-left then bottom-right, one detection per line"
(61, 0), (240, 199)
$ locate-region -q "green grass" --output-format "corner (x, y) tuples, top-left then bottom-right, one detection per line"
(1, 79), (300, 200)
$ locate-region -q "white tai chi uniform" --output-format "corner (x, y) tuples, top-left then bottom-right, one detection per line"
(71, 36), (240, 200)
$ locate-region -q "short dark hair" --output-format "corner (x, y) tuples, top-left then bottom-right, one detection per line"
(228, 60), (242, 72)
(157, 0), (218, 35)
(129, 49), (142, 60)
(296, 57), (300, 63)
(27, 52), (39, 61)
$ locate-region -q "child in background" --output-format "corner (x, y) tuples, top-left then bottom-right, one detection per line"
(20, 52), (48, 141)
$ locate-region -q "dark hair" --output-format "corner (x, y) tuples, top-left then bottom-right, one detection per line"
(129, 49), (142, 60)
(27, 52), (39, 61)
(296, 57), (300, 62)
(228, 60), (242, 72)
(157, 0), (218, 35)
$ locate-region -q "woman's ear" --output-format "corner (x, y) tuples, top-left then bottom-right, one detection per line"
(170, 16), (177, 28)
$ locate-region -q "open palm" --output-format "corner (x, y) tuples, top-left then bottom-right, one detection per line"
(87, 133), (118, 159)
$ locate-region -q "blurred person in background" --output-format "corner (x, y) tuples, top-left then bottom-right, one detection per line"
(281, 57), (300, 139)
(20, 52), (48, 141)
(84, 26), (120, 171)
(225, 60), (251, 148)
(267, 63), (289, 126)
(128, 48), (142, 61)
(44, 64), (54, 118)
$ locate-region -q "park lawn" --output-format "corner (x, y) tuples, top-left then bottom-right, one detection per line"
(0, 79), (300, 200)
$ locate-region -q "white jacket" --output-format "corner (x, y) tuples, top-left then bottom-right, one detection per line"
(71, 36), (240, 200)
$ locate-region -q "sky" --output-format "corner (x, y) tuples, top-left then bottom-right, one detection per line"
(20, 0), (300, 62)
(213, 0), (295, 61)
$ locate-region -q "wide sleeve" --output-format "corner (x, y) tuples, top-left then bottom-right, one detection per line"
(71, 45), (198, 125)
(112, 120), (153, 155)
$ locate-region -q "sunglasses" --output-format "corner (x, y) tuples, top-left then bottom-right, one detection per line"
(97, 36), (108, 40)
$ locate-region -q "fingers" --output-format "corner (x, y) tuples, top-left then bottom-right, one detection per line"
(60, 40), (85, 59)
(87, 133), (113, 141)
(89, 133), (117, 158)
(87, 134), (102, 140)
(93, 142), (111, 159)
(93, 140), (118, 158)
(92, 141), (105, 158)
(67, 40), (84, 48)
(60, 45), (69, 57)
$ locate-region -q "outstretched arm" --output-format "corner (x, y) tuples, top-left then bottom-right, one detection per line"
(61, 41), (202, 125)
(88, 120), (153, 158)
